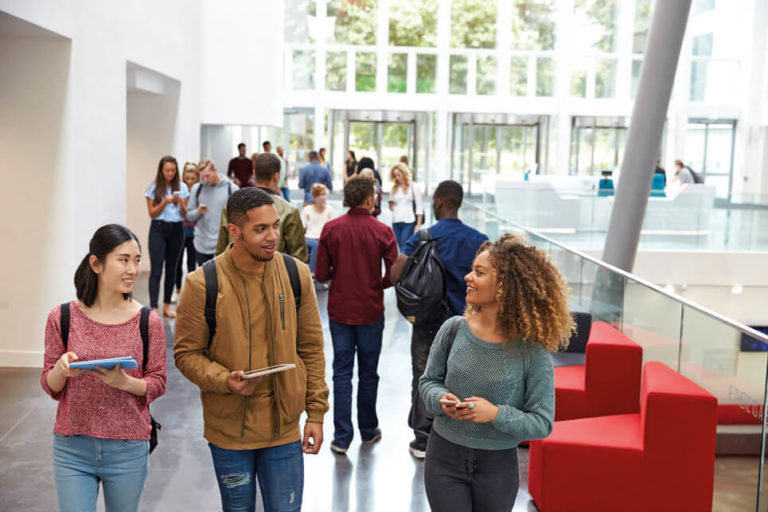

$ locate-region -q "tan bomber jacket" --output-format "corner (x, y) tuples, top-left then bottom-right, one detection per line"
(174, 246), (329, 450)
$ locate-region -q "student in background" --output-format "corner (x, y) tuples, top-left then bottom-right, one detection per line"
(344, 150), (358, 183)
(419, 234), (574, 511)
(227, 142), (253, 187)
(358, 168), (382, 218)
(41, 224), (166, 512)
(390, 180), (488, 459)
(174, 162), (199, 300)
(302, 183), (335, 275)
(145, 155), (187, 318)
(316, 177), (398, 454)
(388, 163), (423, 250)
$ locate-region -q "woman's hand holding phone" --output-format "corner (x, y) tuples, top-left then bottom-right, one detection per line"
(439, 392), (466, 419)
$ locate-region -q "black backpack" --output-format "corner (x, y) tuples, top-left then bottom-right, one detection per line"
(395, 228), (451, 330)
(202, 253), (301, 349)
(687, 166), (705, 184)
(59, 304), (161, 453)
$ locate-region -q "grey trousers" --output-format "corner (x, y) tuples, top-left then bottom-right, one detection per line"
(424, 430), (519, 512)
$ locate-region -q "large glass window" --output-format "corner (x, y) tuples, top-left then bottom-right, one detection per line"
(292, 50), (316, 90)
(326, 51), (347, 91)
(329, 0), (377, 45)
(633, 0), (653, 53)
(284, 0), (317, 43)
(510, 0), (556, 50)
(355, 52), (377, 92)
(510, 56), (528, 96)
(450, 0), (497, 49)
(690, 33), (713, 101)
(389, 0), (438, 47)
(416, 54), (437, 93)
(570, 117), (628, 175)
(449, 55), (468, 94)
(476, 56), (497, 95)
(595, 59), (617, 99)
(536, 57), (555, 96)
(388, 53), (408, 93)
(573, 0), (619, 53)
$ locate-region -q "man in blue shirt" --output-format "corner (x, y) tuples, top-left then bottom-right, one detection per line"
(390, 180), (488, 459)
(299, 150), (333, 206)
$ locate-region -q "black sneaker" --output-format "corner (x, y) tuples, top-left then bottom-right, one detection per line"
(409, 440), (426, 459)
(361, 427), (382, 445)
(330, 441), (348, 455)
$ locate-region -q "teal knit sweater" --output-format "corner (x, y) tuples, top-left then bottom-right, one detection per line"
(419, 317), (555, 450)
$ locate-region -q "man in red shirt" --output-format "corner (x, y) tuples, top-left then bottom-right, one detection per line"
(315, 176), (398, 454)
(227, 142), (254, 187)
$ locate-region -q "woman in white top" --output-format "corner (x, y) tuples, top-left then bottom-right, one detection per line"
(302, 183), (335, 275)
(388, 163), (423, 250)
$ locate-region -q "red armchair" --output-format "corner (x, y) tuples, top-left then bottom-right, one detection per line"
(555, 321), (643, 421)
(529, 361), (718, 512)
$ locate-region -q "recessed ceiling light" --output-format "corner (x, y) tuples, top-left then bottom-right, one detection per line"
(731, 285), (743, 295)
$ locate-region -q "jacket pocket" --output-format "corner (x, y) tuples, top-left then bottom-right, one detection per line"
(277, 357), (307, 422)
(202, 391), (243, 420)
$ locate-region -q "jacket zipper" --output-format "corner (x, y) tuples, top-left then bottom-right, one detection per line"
(279, 293), (286, 330)
(261, 279), (281, 440)
(240, 277), (253, 439)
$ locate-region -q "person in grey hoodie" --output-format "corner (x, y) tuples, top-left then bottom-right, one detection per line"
(419, 234), (575, 512)
(186, 158), (238, 265)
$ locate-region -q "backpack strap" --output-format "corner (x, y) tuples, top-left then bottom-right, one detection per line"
(281, 253), (301, 312)
(228, 181), (232, 196)
(139, 306), (152, 372)
(60, 303), (70, 349)
(444, 316), (462, 373)
(195, 183), (202, 202)
(203, 259), (219, 350)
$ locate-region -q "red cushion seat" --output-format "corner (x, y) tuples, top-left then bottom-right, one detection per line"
(530, 361), (718, 512)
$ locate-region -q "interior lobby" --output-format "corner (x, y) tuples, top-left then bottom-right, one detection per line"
(2, 0), (768, 510)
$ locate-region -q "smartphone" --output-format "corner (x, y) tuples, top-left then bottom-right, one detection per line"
(439, 397), (462, 407)
(173, 191), (181, 196)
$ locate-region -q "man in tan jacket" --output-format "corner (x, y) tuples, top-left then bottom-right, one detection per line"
(175, 187), (328, 511)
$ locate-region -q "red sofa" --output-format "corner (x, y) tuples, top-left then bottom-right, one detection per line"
(529, 361), (718, 512)
(555, 321), (643, 421)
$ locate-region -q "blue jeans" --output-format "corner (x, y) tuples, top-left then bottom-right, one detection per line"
(330, 315), (384, 448)
(306, 238), (319, 274)
(208, 440), (303, 512)
(392, 221), (416, 251)
(281, 187), (290, 201)
(53, 434), (149, 512)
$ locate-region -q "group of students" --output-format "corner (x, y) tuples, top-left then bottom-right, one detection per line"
(42, 160), (575, 512)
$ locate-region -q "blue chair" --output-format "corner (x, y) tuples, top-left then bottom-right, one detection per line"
(650, 173), (666, 197)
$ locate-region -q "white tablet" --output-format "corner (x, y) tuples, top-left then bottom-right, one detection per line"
(240, 363), (296, 380)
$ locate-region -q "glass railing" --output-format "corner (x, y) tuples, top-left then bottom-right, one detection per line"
(469, 184), (768, 252)
(458, 199), (768, 511)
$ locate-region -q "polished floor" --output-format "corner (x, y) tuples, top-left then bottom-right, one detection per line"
(1, 273), (762, 511)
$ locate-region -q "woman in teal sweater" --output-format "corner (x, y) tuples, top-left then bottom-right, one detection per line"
(419, 234), (575, 511)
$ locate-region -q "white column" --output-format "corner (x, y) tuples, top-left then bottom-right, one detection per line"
(434, 0), (451, 184)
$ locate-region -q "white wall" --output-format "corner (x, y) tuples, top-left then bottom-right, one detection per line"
(0, 1), (201, 366)
(200, 0), (284, 127)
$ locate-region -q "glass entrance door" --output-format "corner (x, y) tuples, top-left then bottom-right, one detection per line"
(450, 113), (544, 195)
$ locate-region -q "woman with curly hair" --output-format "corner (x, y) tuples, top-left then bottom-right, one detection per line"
(419, 233), (574, 511)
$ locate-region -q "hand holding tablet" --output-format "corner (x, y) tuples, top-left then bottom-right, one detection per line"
(239, 363), (296, 380)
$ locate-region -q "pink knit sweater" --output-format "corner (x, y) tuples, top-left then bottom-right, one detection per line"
(41, 302), (167, 440)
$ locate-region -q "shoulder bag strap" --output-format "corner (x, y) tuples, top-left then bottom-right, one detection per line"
(203, 259), (219, 350)
(281, 253), (301, 312)
(139, 306), (152, 372)
(444, 316), (462, 374)
(60, 303), (70, 349)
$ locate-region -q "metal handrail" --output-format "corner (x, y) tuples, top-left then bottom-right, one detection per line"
(464, 200), (768, 344)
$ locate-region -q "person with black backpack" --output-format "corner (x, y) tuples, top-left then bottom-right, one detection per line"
(174, 188), (328, 512)
(390, 180), (488, 459)
(41, 224), (167, 512)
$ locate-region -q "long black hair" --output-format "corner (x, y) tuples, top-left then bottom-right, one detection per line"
(74, 224), (141, 307)
(152, 155), (180, 205)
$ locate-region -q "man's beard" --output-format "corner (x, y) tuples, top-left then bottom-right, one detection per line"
(239, 235), (275, 262)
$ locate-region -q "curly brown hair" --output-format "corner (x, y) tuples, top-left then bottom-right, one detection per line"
(467, 234), (575, 352)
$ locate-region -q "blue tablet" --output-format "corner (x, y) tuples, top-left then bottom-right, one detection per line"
(69, 357), (138, 370)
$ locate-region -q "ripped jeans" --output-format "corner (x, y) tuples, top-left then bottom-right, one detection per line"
(208, 441), (303, 512)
